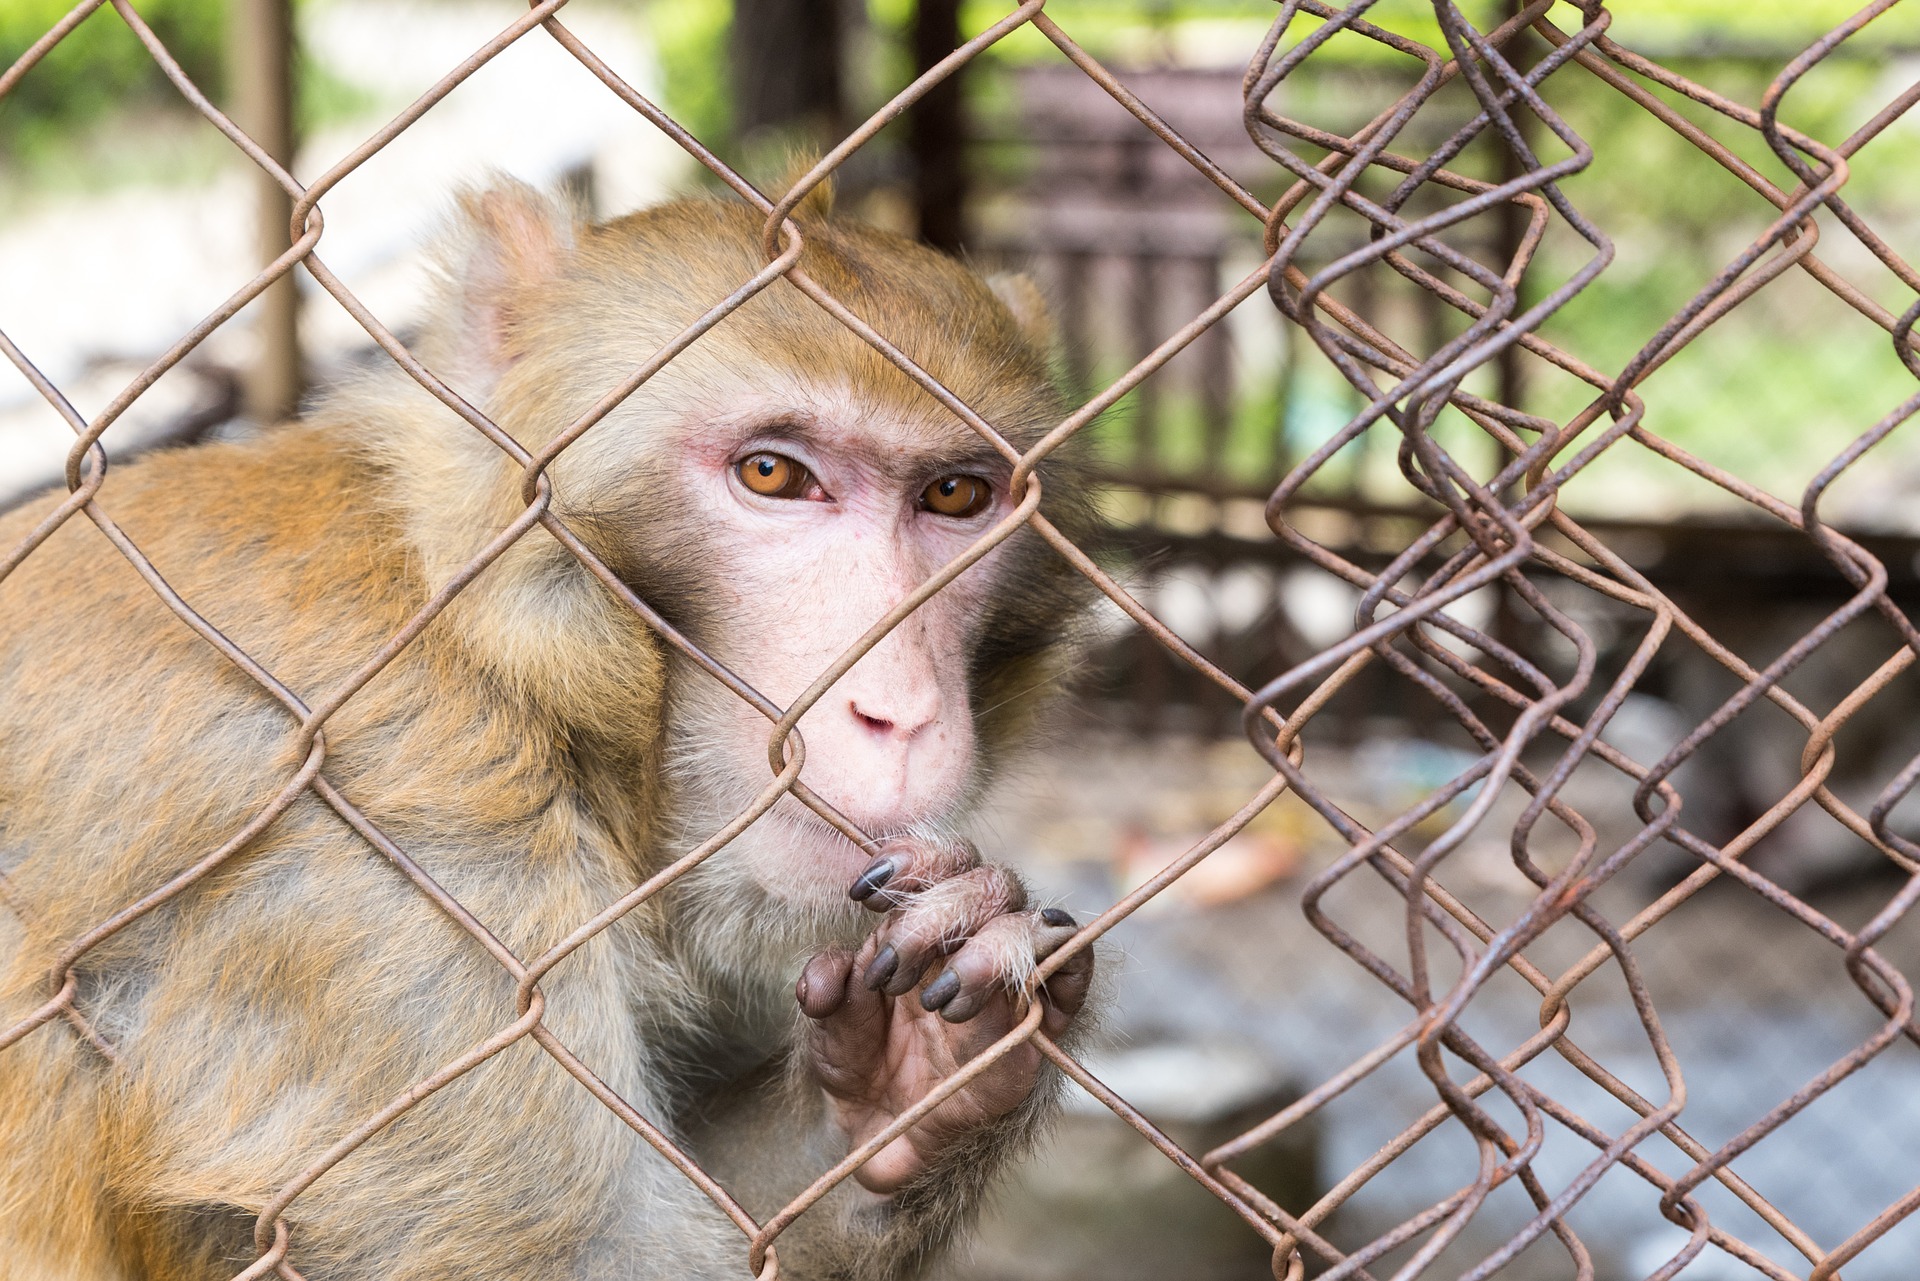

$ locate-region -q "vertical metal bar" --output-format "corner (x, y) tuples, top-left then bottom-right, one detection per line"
(1198, 253), (1233, 482)
(1342, 251), (1380, 500)
(1491, 0), (1534, 422)
(228, 0), (301, 423)
(1129, 252), (1160, 476)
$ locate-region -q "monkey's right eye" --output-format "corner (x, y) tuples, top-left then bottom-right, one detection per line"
(736, 452), (814, 500)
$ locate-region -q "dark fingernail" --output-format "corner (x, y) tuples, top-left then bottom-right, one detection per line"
(850, 856), (898, 902)
(863, 944), (899, 991)
(883, 958), (927, 998)
(920, 970), (961, 1011)
(1041, 907), (1077, 928)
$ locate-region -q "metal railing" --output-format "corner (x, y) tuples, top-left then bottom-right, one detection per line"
(6, 1), (1920, 1277)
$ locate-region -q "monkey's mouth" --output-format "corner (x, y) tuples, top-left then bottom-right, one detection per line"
(753, 803), (880, 874)
(707, 804), (887, 907)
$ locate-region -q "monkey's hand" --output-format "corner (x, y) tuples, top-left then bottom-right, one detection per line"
(794, 839), (1094, 1194)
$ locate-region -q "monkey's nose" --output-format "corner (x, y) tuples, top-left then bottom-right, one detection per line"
(849, 696), (936, 742)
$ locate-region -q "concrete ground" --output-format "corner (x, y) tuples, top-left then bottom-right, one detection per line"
(957, 726), (1920, 1280)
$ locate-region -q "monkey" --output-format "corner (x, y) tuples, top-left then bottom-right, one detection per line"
(0, 178), (1098, 1280)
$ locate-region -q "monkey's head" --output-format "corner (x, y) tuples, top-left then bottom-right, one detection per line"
(366, 181), (1092, 909)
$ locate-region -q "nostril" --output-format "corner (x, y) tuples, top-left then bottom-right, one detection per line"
(853, 705), (897, 737)
(849, 691), (939, 740)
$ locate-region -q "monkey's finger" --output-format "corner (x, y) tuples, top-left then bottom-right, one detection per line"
(803, 949), (895, 1095)
(797, 949), (857, 1020)
(918, 909), (1091, 1029)
(864, 865), (1026, 998)
(849, 835), (980, 912)
(1038, 922), (1095, 1036)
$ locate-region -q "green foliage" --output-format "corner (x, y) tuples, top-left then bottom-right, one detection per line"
(1602, 0), (1920, 42)
(1, 0), (378, 199)
(0, 0), (226, 159)
(645, 0), (734, 148)
(1514, 43), (1920, 511)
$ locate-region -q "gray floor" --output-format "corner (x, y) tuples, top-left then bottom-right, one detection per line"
(946, 729), (1920, 1281)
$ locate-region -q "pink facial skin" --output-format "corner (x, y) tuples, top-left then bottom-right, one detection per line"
(667, 389), (1017, 901)
(639, 388), (1092, 1197)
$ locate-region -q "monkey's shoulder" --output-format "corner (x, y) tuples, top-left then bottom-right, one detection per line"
(0, 423), (424, 685)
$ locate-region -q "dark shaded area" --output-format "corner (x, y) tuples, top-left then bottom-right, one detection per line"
(907, 0), (968, 254)
(729, 0), (849, 145)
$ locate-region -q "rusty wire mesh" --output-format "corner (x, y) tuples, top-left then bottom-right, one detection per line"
(7, 0), (1920, 1277)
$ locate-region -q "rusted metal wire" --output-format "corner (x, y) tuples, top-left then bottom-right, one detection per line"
(6, 1), (1920, 1277)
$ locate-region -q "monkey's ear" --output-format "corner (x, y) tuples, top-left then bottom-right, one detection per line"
(438, 178), (579, 395)
(988, 272), (1054, 353)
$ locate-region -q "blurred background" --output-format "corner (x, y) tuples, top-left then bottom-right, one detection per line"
(8, 1), (1920, 1277)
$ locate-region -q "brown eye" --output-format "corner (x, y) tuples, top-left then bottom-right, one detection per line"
(921, 474), (991, 518)
(737, 452), (812, 499)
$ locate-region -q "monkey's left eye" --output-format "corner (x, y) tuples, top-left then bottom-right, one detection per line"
(737, 452), (815, 500)
(920, 475), (993, 519)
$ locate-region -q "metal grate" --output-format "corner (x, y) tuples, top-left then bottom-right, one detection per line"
(6, 1), (1920, 1277)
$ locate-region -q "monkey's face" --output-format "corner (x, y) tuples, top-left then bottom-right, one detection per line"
(653, 382), (1021, 903)
(451, 194), (1078, 907)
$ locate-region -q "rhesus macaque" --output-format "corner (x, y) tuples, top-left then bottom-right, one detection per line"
(0, 179), (1096, 1280)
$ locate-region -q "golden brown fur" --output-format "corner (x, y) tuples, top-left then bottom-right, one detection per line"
(0, 187), (1092, 1279)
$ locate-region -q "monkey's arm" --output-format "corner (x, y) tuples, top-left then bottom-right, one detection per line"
(682, 1045), (1050, 1281)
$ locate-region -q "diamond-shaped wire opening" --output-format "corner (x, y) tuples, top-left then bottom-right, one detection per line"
(10, 1), (1920, 1279)
(0, 2), (846, 1272)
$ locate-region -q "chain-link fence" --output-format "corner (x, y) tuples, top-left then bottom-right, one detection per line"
(7, 0), (1920, 1277)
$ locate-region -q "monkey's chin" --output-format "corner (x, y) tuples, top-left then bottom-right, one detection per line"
(737, 808), (886, 906)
